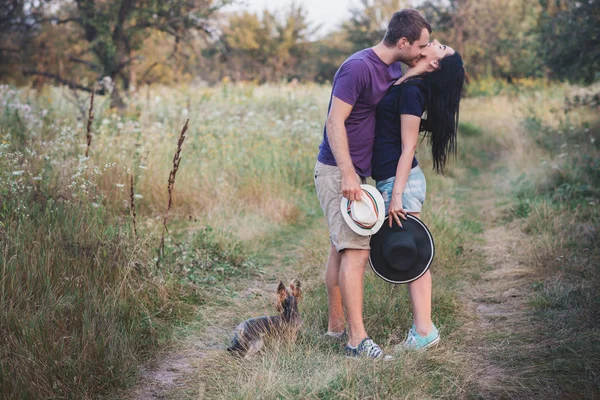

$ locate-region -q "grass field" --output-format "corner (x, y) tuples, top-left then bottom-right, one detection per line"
(0, 81), (598, 398)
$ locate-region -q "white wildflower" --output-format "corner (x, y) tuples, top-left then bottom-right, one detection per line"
(116, 183), (125, 188)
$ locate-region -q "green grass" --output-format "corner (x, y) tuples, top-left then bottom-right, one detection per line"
(458, 121), (484, 137)
(196, 136), (487, 399)
(0, 195), (198, 397)
(1, 82), (599, 398)
(482, 100), (600, 396)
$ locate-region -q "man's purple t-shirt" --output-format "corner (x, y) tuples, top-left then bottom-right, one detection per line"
(317, 48), (403, 178)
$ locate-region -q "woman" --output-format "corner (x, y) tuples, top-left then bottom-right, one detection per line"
(372, 39), (465, 350)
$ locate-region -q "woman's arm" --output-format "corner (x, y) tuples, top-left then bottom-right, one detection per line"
(388, 114), (420, 227)
(394, 62), (430, 85)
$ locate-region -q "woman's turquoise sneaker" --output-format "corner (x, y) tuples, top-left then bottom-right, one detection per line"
(396, 324), (440, 351)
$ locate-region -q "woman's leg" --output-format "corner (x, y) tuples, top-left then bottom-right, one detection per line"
(406, 212), (434, 336)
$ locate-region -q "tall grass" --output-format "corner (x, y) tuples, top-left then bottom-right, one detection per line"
(505, 95), (600, 395)
(458, 82), (600, 396)
(0, 83), (328, 397)
(1, 80), (598, 398)
(193, 94), (489, 399)
(0, 195), (199, 398)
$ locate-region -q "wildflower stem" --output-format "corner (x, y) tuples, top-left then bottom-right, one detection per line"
(85, 88), (95, 157)
(130, 174), (138, 240)
(159, 119), (189, 263)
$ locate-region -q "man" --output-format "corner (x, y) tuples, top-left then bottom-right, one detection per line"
(314, 9), (432, 358)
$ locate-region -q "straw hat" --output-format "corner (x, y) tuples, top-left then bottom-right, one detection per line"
(340, 184), (385, 236)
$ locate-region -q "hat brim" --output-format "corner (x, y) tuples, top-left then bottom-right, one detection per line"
(369, 214), (435, 284)
(340, 184), (386, 236)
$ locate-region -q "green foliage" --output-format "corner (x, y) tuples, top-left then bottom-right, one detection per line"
(465, 77), (550, 97)
(310, 30), (353, 83)
(538, 0), (600, 83)
(3, 0), (600, 87)
(342, 0), (401, 54)
(219, 5), (315, 82)
(419, 0), (544, 80)
(526, 103), (600, 209)
(458, 121), (483, 137)
(8, 0), (232, 106)
(163, 226), (261, 287)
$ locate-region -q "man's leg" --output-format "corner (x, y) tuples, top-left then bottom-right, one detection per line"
(406, 211), (434, 336)
(315, 161), (371, 346)
(339, 248), (369, 347)
(325, 244), (345, 333)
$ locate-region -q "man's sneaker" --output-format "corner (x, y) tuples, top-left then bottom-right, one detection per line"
(345, 337), (385, 359)
(324, 329), (347, 341)
(396, 324), (440, 351)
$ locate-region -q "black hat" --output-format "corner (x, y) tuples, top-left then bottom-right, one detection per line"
(369, 214), (435, 284)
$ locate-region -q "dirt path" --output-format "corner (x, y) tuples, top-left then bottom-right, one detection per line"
(457, 174), (544, 398)
(125, 169), (548, 399)
(128, 283), (272, 400)
(125, 224), (319, 400)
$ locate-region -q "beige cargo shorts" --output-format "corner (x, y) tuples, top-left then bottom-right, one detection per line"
(314, 161), (370, 252)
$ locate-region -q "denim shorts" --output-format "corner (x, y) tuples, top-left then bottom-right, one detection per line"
(376, 165), (426, 214)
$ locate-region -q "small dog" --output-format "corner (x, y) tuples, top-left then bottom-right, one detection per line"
(227, 279), (302, 357)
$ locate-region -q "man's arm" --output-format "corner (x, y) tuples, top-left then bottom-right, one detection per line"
(326, 96), (362, 202)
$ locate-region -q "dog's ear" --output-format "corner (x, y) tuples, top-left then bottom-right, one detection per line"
(277, 280), (287, 300)
(290, 278), (302, 300)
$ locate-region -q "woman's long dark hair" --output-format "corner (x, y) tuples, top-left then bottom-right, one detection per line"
(417, 52), (465, 174)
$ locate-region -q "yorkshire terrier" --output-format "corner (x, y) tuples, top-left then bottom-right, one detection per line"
(227, 279), (302, 358)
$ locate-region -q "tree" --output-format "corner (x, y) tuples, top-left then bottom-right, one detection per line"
(342, 0), (411, 54)
(219, 3), (314, 82)
(21, 0), (232, 107)
(419, 0), (543, 80)
(538, 0), (600, 83)
(0, 0), (48, 83)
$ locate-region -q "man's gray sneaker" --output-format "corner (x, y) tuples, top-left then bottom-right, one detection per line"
(345, 337), (385, 359)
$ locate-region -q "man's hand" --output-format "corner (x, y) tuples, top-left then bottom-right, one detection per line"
(341, 170), (362, 201)
(388, 192), (407, 227)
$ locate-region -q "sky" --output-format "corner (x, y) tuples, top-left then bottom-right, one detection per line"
(225, 0), (356, 37)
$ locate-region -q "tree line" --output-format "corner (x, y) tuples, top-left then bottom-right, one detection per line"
(1, 0), (597, 99)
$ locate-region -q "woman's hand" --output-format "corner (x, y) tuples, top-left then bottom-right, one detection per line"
(388, 192), (407, 227)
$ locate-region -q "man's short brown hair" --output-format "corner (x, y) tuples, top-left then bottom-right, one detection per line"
(383, 9), (432, 47)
